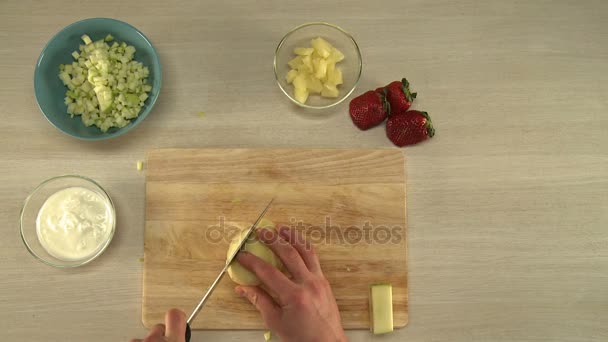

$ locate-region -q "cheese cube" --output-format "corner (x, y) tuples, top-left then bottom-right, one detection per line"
(369, 284), (393, 335)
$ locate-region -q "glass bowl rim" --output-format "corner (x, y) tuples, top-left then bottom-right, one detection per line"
(273, 22), (362, 109)
(19, 174), (116, 268)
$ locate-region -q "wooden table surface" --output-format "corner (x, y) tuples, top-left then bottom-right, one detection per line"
(1, 1), (606, 341)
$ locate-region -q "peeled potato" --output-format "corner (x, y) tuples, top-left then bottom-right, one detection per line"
(226, 219), (282, 286)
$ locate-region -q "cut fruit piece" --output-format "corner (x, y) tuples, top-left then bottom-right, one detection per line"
(369, 284), (394, 335)
(288, 56), (302, 69)
(286, 37), (345, 104)
(321, 83), (339, 98)
(226, 222), (282, 286)
(294, 47), (314, 56)
(294, 87), (309, 104)
(330, 47), (345, 62)
(263, 331), (272, 341)
(285, 69), (298, 84)
(307, 76), (323, 94)
(293, 74), (307, 91)
(311, 37), (332, 58)
(313, 58), (328, 80)
(327, 67), (343, 85)
(301, 55), (313, 73)
(325, 61), (335, 79)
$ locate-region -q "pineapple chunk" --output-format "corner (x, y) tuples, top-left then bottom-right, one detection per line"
(285, 69), (298, 84)
(288, 56), (302, 69)
(307, 76), (323, 94)
(327, 67), (343, 85)
(301, 55), (313, 73)
(326, 60), (335, 74)
(294, 47), (314, 56)
(311, 37), (332, 58)
(330, 47), (345, 62)
(313, 58), (328, 80)
(293, 74), (307, 91)
(324, 61), (335, 82)
(286, 37), (346, 103)
(294, 87), (309, 104)
(321, 83), (339, 98)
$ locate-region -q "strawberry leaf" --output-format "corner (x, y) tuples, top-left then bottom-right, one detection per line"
(401, 78), (416, 103)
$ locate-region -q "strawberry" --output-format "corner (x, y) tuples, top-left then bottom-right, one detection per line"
(349, 90), (390, 130)
(386, 110), (435, 147)
(384, 78), (416, 113)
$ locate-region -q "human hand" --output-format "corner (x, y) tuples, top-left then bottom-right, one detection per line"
(130, 308), (186, 342)
(236, 226), (347, 342)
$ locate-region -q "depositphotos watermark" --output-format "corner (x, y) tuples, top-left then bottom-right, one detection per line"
(205, 216), (404, 246)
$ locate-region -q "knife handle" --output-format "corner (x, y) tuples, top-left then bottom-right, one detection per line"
(185, 323), (191, 342)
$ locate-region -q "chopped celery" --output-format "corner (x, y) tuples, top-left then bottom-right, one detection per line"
(58, 32), (152, 132)
(81, 34), (92, 45)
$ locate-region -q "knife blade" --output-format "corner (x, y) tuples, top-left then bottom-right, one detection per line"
(184, 198), (275, 340)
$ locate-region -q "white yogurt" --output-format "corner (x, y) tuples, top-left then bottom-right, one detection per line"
(36, 187), (114, 261)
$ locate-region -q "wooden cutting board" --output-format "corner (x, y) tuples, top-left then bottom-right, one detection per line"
(143, 148), (408, 330)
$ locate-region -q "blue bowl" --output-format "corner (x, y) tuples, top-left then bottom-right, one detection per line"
(34, 18), (161, 140)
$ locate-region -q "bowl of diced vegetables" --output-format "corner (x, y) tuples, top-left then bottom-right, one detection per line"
(34, 18), (161, 140)
(274, 22), (362, 109)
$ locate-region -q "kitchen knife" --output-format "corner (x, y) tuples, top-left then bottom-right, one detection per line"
(184, 198), (274, 341)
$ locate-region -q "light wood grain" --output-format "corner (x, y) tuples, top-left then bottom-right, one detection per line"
(143, 148), (408, 329)
(1, 0), (607, 341)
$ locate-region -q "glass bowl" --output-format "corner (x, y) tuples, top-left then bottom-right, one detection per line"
(274, 22), (362, 109)
(20, 175), (116, 268)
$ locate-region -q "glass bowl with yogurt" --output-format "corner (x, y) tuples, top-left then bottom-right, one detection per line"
(20, 175), (116, 267)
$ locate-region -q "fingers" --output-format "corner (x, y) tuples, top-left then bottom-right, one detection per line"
(236, 251), (295, 298)
(257, 228), (309, 280)
(235, 286), (281, 326)
(148, 324), (166, 337)
(132, 310), (185, 342)
(164, 308), (187, 342)
(278, 226), (321, 273)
